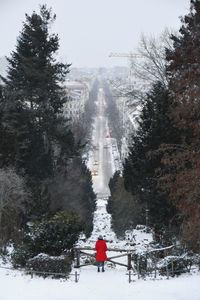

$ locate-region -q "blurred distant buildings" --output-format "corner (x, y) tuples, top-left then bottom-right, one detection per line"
(63, 80), (90, 123)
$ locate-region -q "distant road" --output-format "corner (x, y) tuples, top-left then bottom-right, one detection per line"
(91, 86), (113, 195)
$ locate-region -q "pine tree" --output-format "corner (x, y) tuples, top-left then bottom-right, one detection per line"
(123, 82), (179, 232)
(0, 5), (96, 248)
(162, 0), (200, 251)
(107, 172), (143, 237)
(0, 6), (76, 220)
(1, 5), (72, 180)
(48, 157), (96, 237)
(0, 87), (17, 167)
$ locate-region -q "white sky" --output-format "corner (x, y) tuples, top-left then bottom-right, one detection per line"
(0, 0), (190, 68)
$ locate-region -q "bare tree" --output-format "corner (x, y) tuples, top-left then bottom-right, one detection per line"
(108, 29), (176, 111)
(0, 168), (30, 244)
(131, 28), (176, 87)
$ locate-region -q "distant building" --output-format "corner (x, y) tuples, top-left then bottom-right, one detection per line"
(63, 80), (89, 122)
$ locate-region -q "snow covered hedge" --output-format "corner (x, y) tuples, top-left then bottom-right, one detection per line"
(26, 253), (71, 278)
(11, 211), (83, 269)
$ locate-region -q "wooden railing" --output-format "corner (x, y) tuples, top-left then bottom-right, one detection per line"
(74, 247), (133, 270)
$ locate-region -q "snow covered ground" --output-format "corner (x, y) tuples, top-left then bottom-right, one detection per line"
(0, 260), (199, 300)
(0, 85), (200, 300)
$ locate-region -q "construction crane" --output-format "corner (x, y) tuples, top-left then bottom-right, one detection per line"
(109, 52), (143, 87)
(109, 52), (143, 73)
(109, 52), (142, 59)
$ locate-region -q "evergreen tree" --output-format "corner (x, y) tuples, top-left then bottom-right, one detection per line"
(107, 172), (143, 237)
(163, 0), (200, 251)
(0, 5), (72, 180)
(0, 5), (96, 250)
(0, 6), (75, 220)
(48, 157), (96, 237)
(123, 82), (179, 232)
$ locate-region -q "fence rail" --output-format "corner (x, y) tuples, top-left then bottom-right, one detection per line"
(0, 265), (79, 282)
(127, 265), (198, 283)
(74, 247), (133, 270)
(0, 262), (198, 284)
(74, 245), (200, 283)
(74, 246), (133, 252)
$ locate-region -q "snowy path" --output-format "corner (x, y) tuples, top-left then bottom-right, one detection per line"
(85, 86), (117, 244)
(79, 86), (152, 250)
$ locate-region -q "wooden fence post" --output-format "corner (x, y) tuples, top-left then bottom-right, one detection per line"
(154, 263), (157, 279)
(166, 264), (169, 279)
(128, 270), (131, 283)
(75, 271), (78, 283)
(75, 249), (80, 268)
(137, 261), (140, 279)
(171, 261), (174, 276)
(127, 253), (132, 270)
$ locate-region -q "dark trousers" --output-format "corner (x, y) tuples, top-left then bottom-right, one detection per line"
(97, 261), (105, 271)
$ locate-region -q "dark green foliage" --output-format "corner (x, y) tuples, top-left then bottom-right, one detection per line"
(107, 172), (143, 237)
(132, 254), (148, 277)
(0, 5), (71, 179)
(11, 211), (83, 268)
(159, 256), (193, 277)
(49, 157), (96, 237)
(3, 6), (69, 114)
(0, 87), (17, 167)
(123, 82), (180, 230)
(0, 6), (76, 220)
(11, 244), (35, 268)
(0, 5), (95, 254)
(163, 0), (200, 251)
(25, 212), (84, 256)
(0, 167), (31, 246)
(26, 254), (71, 278)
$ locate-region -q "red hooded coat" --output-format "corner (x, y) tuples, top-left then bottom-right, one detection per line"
(95, 239), (108, 262)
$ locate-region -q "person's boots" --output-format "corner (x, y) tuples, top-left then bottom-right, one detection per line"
(98, 267), (100, 272)
(102, 268), (105, 272)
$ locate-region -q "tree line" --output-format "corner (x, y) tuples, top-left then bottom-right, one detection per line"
(0, 5), (95, 268)
(108, 0), (200, 253)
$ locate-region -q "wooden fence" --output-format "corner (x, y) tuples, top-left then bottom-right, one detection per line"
(74, 246), (132, 270)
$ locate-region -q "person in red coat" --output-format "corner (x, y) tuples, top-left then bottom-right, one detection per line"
(95, 235), (108, 272)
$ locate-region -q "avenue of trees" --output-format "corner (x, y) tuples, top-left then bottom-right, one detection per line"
(103, 80), (123, 148)
(109, 0), (200, 252)
(0, 5), (95, 265)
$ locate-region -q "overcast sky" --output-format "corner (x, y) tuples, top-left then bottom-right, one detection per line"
(0, 0), (190, 68)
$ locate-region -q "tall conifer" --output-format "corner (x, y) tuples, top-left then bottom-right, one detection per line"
(123, 82), (179, 231)
(1, 5), (72, 179)
(163, 0), (200, 250)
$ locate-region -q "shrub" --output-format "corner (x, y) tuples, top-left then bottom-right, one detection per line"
(11, 244), (35, 268)
(28, 211), (84, 256)
(26, 253), (71, 278)
(159, 255), (193, 276)
(11, 211), (84, 268)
